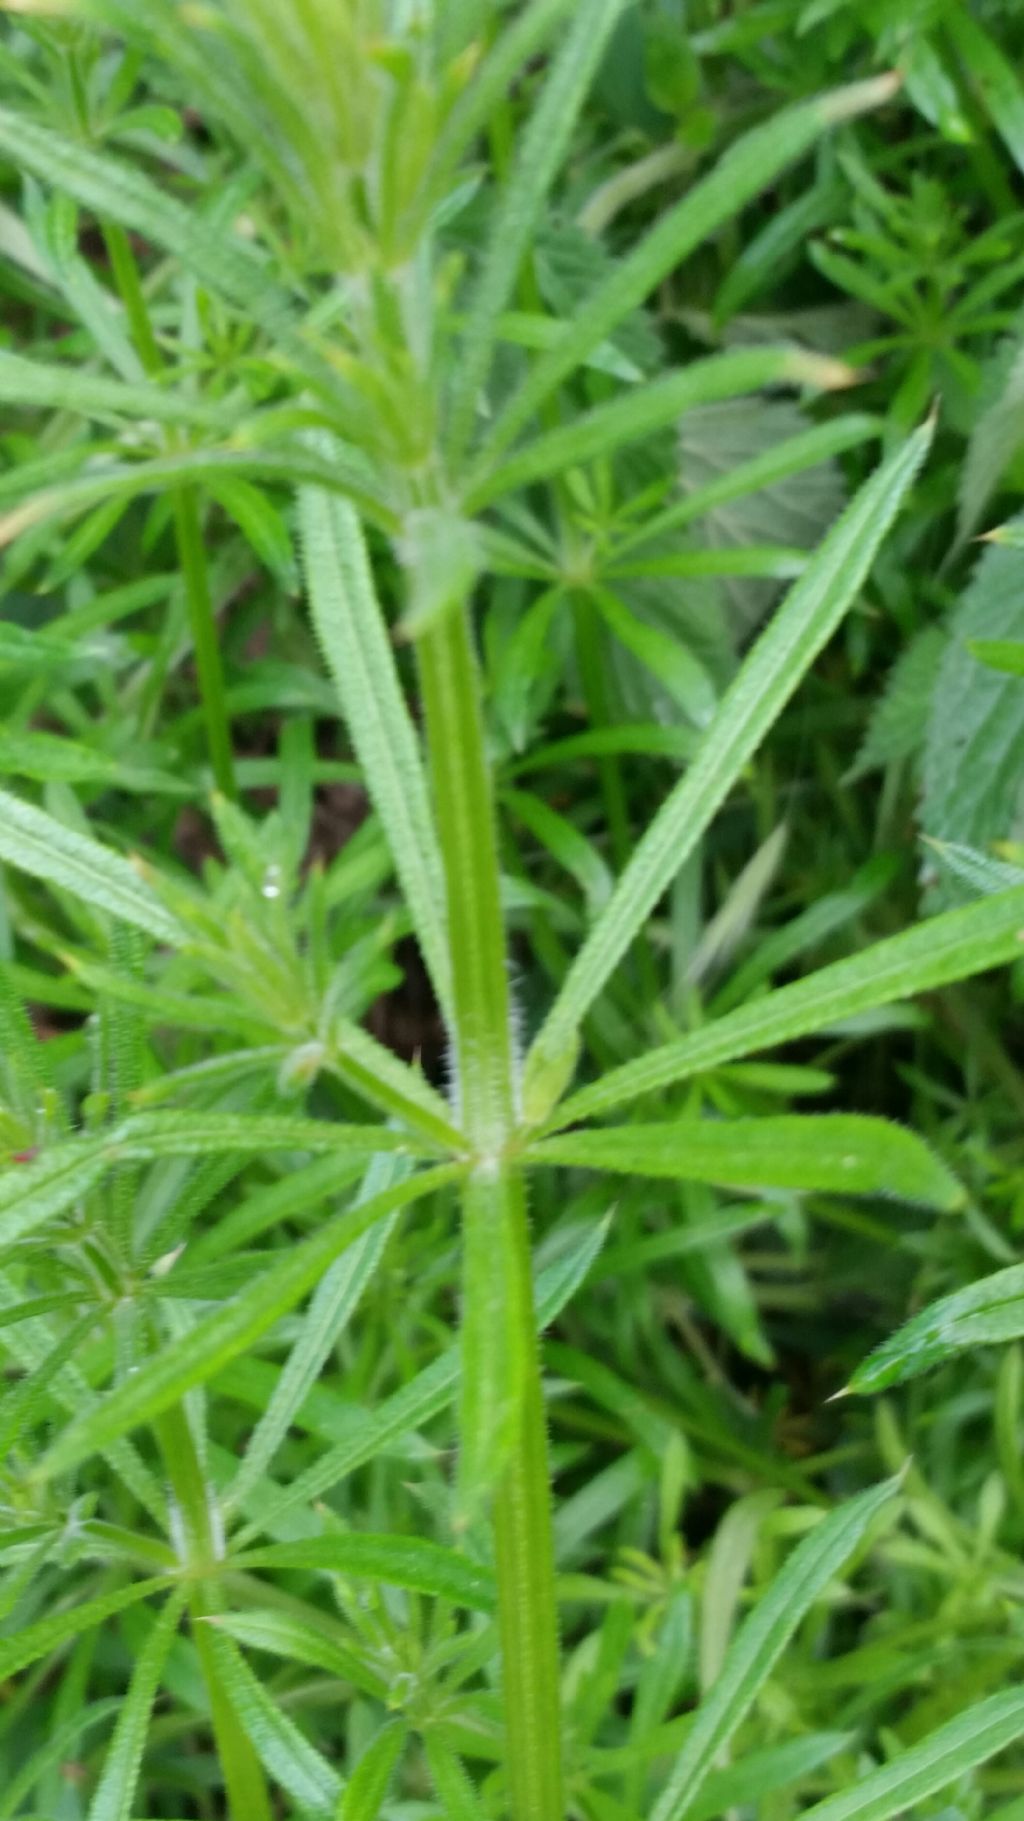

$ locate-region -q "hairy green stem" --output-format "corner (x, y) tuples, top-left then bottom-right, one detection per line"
(490, 1168), (565, 1821)
(417, 604), (564, 1820)
(156, 1402), (272, 1821)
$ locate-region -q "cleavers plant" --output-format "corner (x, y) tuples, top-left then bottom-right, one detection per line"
(2, 4), (1024, 1818)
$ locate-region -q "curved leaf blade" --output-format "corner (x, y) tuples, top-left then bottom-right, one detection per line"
(232, 1534), (497, 1614)
(299, 467), (453, 1022)
(799, 1688), (1024, 1821)
(34, 1165), (458, 1482)
(529, 1116), (961, 1209)
(649, 1478), (900, 1821)
(548, 880), (1024, 1130)
(0, 790), (183, 944)
(850, 1261), (1024, 1395)
(526, 421), (933, 1079)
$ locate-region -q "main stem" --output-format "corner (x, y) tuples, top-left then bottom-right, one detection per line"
(418, 604), (564, 1820)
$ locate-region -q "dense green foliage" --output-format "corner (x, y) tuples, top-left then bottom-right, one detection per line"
(2, 2), (1024, 1818)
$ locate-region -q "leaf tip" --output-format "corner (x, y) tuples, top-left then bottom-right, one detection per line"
(818, 69), (903, 127)
(825, 1382), (852, 1404)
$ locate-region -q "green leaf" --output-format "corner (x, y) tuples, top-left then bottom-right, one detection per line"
(202, 1611), (387, 1702)
(0, 347), (228, 430)
(615, 412), (880, 561)
(467, 349), (844, 509)
(648, 1478), (900, 1821)
(232, 1534), (497, 1613)
(673, 395), (849, 630)
(203, 1630), (341, 1812)
(338, 1721), (406, 1821)
(547, 881), (1024, 1129)
(424, 1737), (488, 1820)
(849, 625), (946, 781)
(0, 790), (184, 943)
(590, 587), (716, 728)
(34, 1164), (457, 1481)
(958, 344), (1024, 541)
(234, 1213), (609, 1541)
(926, 838), (1024, 899)
(969, 637), (1024, 677)
(922, 530), (1024, 902)
(849, 1261), (1024, 1395)
(687, 1733), (852, 1821)
(298, 460), (453, 1022)
(798, 1688), (1024, 1821)
(699, 1491), (783, 1693)
(446, 0), (630, 456)
(86, 1589), (187, 1821)
(0, 106), (293, 333)
(0, 1576), (171, 1681)
(526, 421), (933, 1080)
(225, 1158), (404, 1513)
(112, 1110), (432, 1161)
(480, 74), (899, 462)
(0, 730), (187, 795)
(504, 787), (613, 912)
(0, 441), (391, 545)
(529, 1115), (961, 1209)
(0, 1700), (123, 1821)
(433, 0), (579, 181)
(328, 1016), (461, 1148)
(0, 1139), (109, 1249)
(944, 10), (1024, 176)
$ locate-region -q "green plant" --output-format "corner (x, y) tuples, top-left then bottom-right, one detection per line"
(3, 5), (1024, 1819)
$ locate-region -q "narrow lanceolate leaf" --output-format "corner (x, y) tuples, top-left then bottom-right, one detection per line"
(480, 74), (900, 462)
(0, 442), (392, 547)
(549, 883), (1024, 1128)
(649, 1479), (900, 1821)
(432, 0), (579, 181)
(850, 1262), (1024, 1395)
(339, 1723), (406, 1821)
(425, 1737), (488, 1820)
(944, 10), (1024, 176)
(530, 1116), (961, 1210)
(329, 1018), (461, 1147)
(202, 1611), (387, 1702)
(0, 1140), (109, 1249)
(34, 1165), (458, 1481)
(446, 0), (633, 456)
(467, 349), (849, 509)
(111, 1110), (433, 1161)
(235, 1212), (610, 1541)
(0, 1576), (171, 1681)
(0, 790), (183, 944)
(232, 1535), (497, 1614)
(204, 1631), (341, 1813)
(86, 1589), (186, 1821)
(799, 1689), (1024, 1821)
(688, 1734), (852, 1821)
(526, 421), (932, 1081)
(0, 348), (227, 430)
(0, 107), (293, 334)
(226, 1160), (404, 1513)
(299, 465), (453, 1023)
